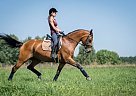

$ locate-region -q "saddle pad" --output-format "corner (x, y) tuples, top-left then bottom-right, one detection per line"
(42, 40), (51, 51)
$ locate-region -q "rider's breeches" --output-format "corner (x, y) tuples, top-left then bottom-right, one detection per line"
(51, 33), (58, 47)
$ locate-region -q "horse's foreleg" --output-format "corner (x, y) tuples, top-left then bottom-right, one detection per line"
(75, 63), (91, 80)
(67, 57), (91, 80)
(27, 58), (41, 79)
(53, 63), (65, 81)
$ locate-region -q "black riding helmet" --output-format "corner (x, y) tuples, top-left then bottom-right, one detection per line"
(49, 8), (58, 15)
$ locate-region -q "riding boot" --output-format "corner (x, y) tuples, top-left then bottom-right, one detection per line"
(54, 47), (58, 58)
(51, 46), (57, 61)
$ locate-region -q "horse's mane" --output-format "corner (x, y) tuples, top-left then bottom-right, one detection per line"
(65, 29), (89, 36)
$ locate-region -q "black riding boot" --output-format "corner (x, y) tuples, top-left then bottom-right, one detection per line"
(51, 46), (57, 61)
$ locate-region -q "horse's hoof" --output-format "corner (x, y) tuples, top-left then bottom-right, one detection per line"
(86, 77), (92, 81)
(38, 76), (42, 81)
(53, 78), (58, 81)
(8, 78), (12, 81)
(53, 79), (57, 81)
(8, 79), (11, 81)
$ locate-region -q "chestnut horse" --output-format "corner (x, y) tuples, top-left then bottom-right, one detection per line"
(0, 29), (93, 81)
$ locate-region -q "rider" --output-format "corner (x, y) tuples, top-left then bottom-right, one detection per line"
(48, 8), (62, 60)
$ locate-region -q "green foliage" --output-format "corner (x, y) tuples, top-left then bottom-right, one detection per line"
(35, 36), (42, 40)
(75, 46), (96, 64)
(0, 34), (19, 65)
(35, 35), (45, 40)
(120, 56), (136, 64)
(23, 35), (45, 42)
(96, 49), (120, 64)
(23, 36), (32, 42)
(0, 66), (136, 96)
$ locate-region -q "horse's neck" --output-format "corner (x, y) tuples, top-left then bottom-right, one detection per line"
(66, 30), (87, 43)
(61, 30), (88, 55)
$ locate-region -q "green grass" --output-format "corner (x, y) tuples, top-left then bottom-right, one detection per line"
(0, 65), (136, 96)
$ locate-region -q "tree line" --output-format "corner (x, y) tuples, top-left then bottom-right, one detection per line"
(0, 34), (136, 65)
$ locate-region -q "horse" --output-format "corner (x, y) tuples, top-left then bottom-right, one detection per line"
(0, 29), (93, 81)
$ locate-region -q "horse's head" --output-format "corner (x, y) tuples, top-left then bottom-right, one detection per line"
(81, 29), (93, 53)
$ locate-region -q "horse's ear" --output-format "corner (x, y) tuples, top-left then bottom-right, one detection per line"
(90, 29), (93, 35)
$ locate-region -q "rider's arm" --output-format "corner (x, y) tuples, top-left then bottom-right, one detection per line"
(49, 16), (61, 32)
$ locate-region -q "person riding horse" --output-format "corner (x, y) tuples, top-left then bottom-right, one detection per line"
(48, 8), (63, 60)
(0, 8), (93, 81)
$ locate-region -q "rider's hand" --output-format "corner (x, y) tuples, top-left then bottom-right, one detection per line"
(56, 29), (61, 32)
(59, 31), (65, 36)
(57, 32), (63, 36)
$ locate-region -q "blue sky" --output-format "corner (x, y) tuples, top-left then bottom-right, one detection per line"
(0, 0), (136, 57)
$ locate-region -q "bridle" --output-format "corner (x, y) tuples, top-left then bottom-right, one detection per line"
(82, 34), (92, 48)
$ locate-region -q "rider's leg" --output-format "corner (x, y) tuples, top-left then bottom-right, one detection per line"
(51, 33), (58, 59)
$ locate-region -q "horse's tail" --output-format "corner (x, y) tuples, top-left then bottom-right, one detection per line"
(0, 33), (23, 48)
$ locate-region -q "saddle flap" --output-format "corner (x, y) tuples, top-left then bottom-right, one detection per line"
(42, 40), (51, 51)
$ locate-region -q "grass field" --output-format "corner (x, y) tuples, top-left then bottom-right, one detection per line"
(0, 64), (136, 96)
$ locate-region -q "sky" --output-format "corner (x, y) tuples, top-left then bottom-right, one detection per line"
(0, 0), (136, 57)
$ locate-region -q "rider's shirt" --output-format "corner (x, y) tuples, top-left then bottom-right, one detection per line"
(49, 19), (58, 35)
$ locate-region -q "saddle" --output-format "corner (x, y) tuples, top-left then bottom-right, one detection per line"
(41, 34), (62, 52)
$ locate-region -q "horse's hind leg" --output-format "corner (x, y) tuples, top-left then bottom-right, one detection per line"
(27, 58), (41, 79)
(8, 59), (27, 81)
(8, 50), (32, 81)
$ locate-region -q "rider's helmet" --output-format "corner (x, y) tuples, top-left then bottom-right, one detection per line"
(49, 8), (58, 15)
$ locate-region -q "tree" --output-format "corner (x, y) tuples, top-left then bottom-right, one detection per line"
(23, 36), (32, 42)
(120, 56), (136, 64)
(0, 34), (19, 65)
(96, 49), (120, 65)
(75, 46), (96, 65)
(35, 36), (42, 40)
